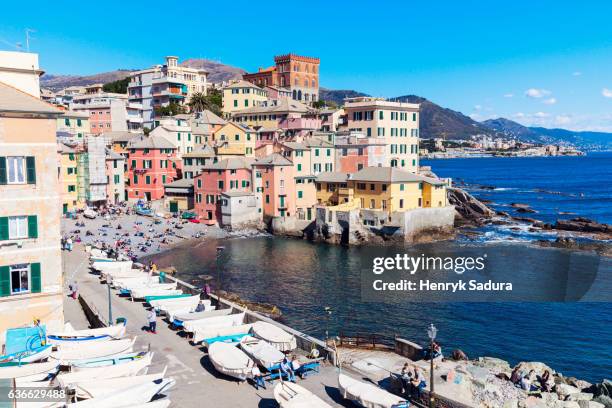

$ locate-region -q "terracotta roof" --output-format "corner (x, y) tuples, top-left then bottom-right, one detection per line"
(0, 81), (62, 116)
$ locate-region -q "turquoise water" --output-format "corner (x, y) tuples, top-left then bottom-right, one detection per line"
(151, 154), (612, 382)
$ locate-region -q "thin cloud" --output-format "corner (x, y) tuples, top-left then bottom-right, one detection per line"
(572, 71), (582, 77)
(602, 88), (612, 98)
(543, 98), (557, 105)
(525, 88), (551, 98)
(503, 93), (514, 98)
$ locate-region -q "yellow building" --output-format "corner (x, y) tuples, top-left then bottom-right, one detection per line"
(214, 122), (256, 158)
(316, 167), (447, 211)
(232, 98), (312, 128)
(0, 81), (65, 341)
(57, 110), (90, 141)
(222, 80), (268, 116)
(58, 143), (80, 214)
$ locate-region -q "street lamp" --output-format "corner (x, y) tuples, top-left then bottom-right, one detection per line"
(216, 246), (225, 305)
(427, 323), (437, 408)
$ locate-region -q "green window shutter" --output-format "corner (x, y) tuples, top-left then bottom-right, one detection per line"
(27, 215), (38, 239)
(0, 157), (6, 185)
(0, 266), (10, 297)
(30, 263), (41, 293)
(26, 156), (36, 184)
(0, 217), (8, 241)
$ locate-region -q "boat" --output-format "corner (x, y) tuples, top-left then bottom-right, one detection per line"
(83, 209), (97, 219)
(239, 336), (285, 370)
(207, 342), (254, 381)
(135, 207), (154, 217)
(130, 287), (181, 300)
(50, 338), (135, 364)
(145, 293), (190, 303)
(92, 260), (133, 272)
(196, 324), (254, 345)
(163, 303), (206, 322)
(182, 312), (245, 333)
(251, 321), (297, 352)
(70, 368), (167, 399)
(70, 351), (150, 372)
(120, 282), (177, 296)
(112, 275), (154, 289)
(66, 377), (175, 407)
(121, 401), (172, 408)
(274, 381), (332, 408)
(147, 293), (201, 309)
(338, 373), (409, 408)
(0, 360), (59, 380)
(55, 352), (152, 387)
(0, 345), (52, 364)
(47, 323), (126, 343)
(172, 307), (232, 327)
(157, 295), (205, 313)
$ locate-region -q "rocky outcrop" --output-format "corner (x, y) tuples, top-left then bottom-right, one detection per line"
(553, 217), (611, 235)
(447, 187), (495, 224)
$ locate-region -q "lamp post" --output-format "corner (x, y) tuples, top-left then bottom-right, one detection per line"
(427, 323), (437, 408)
(216, 246), (225, 305)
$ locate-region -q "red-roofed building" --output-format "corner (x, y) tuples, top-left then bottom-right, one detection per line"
(126, 135), (178, 201)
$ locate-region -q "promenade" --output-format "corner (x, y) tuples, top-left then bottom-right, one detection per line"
(62, 244), (349, 407)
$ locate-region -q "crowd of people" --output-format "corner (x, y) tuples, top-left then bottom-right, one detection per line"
(508, 367), (554, 393)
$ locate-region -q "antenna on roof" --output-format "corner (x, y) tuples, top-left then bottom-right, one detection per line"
(25, 28), (36, 52)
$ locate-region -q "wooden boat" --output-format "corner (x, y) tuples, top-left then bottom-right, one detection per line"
(112, 275), (154, 289)
(47, 323), (126, 343)
(338, 373), (408, 408)
(70, 351), (150, 372)
(172, 307), (232, 327)
(182, 312), (245, 333)
(0, 345), (52, 364)
(130, 286), (180, 300)
(144, 293), (190, 303)
(274, 381), (332, 408)
(66, 377), (175, 407)
(92, 260), (133, 273)
(207, 342), (254, 381)
(55, 352), (152, 387)
(70, 368), (167, 399)
(0, 360), (59, 380)
(239, 336), (285, 370)
(50, 338), (135, 364)
(251, 321), (297, 352)
(195, 324), (253, 345)
(135, 207), (154, 217)
(147, 293), (199, 309)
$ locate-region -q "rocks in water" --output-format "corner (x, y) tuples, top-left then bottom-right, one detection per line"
(516, 207), (538, 214)
(556, 383), (582, 398)
(497, 211), (511, 217)
(584, 380), (612, 399)
(553, 217), (611, 235)
(513, 216), (539, 224)
(475, 356), (511, 373)
(447, 187), (495, 222)
(593, 395), (612, 408)
(511, 203), (532, 209)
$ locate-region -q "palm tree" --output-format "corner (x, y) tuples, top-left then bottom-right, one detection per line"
(188, 92), (208, 113)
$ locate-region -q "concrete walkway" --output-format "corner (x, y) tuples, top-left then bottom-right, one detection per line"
(62, 245), (351, 407)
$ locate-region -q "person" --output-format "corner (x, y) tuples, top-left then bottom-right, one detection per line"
(510, 366), (522, 385)
(147, 308), (157, 334)
(291, 356), (302, 379)
(70, 281), (78, 300)
(204, 283), (211, 297)
(539, 370), (553, 392)
(251, 365), (266, 390)
(432, 341), (442, 359)
(400, 363), (413, 397)
(520, 374), (536, 392)
(66, 237), (73, 252)
(280, 358), (296, 382)
(61, 236), (66, 251)
(410, 367), (426, 399)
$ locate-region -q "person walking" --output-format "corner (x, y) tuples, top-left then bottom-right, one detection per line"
(147, 308), (157, 334)
(66, 237), (73, 252)
(70, 281), (78, 300)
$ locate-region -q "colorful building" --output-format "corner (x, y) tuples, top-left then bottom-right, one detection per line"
(0, 80), (64, 341)
(222, 80), (268, 116)
(305, 138), (335, 175)
(57, 143), (80, 213)
(105, 149), (126, 203)
(126, 135), (178, 201)
(254, 153), (295, 218)
(214, 122), (256, 158)
(193, 157), (255, 225)
(334, 131), (386, 173)
(56, 110), (90, 142)
(71, 93), (132, 135)
(232, 98), (314, 129)
(343, 97), (420, 172)
(179, 111), (226, 146)
(280, 142), (316, 221)
(149, 116), (194, 156)
(243, 54), (320, 103)
(182, 145), (216, 179)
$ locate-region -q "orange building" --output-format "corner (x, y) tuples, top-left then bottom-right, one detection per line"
(254, 153), (295, 218)
(243, 54), (320, 103)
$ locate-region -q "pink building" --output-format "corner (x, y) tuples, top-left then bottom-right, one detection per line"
(254, 153), (295, 218)
(193, 158), (254, 225)
(127, 135), (178, 201)
(334, 132), (386, 173)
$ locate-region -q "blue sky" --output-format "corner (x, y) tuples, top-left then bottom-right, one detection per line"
(2, 0), (612, 131)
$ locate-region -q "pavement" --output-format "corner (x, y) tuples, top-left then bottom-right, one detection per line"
(62, 244), (352, 408)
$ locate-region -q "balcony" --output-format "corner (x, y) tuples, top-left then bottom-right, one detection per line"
(127, 116), (144, 123)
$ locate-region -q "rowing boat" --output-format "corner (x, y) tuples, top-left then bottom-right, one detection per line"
(70, 351), (150, 372)
(66, 377), (175, 407)
(195, 324), (253, 345)
(274, 381), (332, 408)
(207, 342), (254, 381)
(338, 373), (409, 408)
(182, 312), (245, 333)
(47, 323), (126, 344)
(0, 360), (59, 380)
(239, 336), (285, 370)
(148, 294), (201, 310)
(70, 368), (167, 399)
(251, 321), (297, 352)
(50, 338), (135, 364)
(55, 352), (153, 387)
(0, 345), (52, 364)
(144, 293), (189, 303)
(92, 260), (132, 273)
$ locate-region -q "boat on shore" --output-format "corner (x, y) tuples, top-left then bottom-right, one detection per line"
(0, 360), (59, 380)
(55, 352), (152, 386)
(145, 293), (190, 303)
(50, 338), (135, 364)
(338, 373), (408, 408)
(207, 342), (254, 381)
(0, 345), (52, 364)
(251, 321), (297, 352)
(66, 377), (175, 407)
(69, 368), (167, 399)
(274, 381), (332, 408)
(239, 335), (284, 370)
(195, 324), (254, 345)
(47, 323), (126, 344)
(92, 260), (133, 273)
(70, 351), (150, 372)
(129, 285), (180, 299)
(148, 294), (201, 310)
(182, 312), (245, 333)
(171, 307), (231, 328)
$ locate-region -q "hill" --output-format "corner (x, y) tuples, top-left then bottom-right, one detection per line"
(180, 58), (245, 83)
(319, 88), (369, 105)
(41, 70), (134, 91)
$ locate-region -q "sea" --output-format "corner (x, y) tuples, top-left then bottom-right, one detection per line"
(150, 153), (612, 383)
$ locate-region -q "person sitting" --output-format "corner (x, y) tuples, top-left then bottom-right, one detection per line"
(539, 370), (553, 392)
(400, 363), (413, 397)
(280, 358), (296, 382)
(410, 367), (426, 399)
(520, 374), (538, 392)
(251, 365), (266, 390)
(510, 367), (522, 385)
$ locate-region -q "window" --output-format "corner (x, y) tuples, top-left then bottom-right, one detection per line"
(218, 180), (224, 189)
(113, 160), (118, 169)
(315, 149), (320, 157)
(370, 199), (375, 209)
(134, 175), (138, 184)
(297, 164), (302, 171)
(145, 176), (151, 185)
(382, 184), (387, 192)
(131, 160), (136, 169)
(0, 215), (37, 241)
(370, 184), (375, 191)
(197, 179), (202, 188)
(10, 264), (29, 294)
(64, 118), (70, 126)
(298, 191), (303, 199)
(5, 157), (27, 184)
(162, 175), (166, 184)
(265, 195), (270, 204)
(233, 100), (238, 107)
(379, 111), (384, 120)
(77, 119), (82, 127)
(8, 216), (27, 239)
(68, 185), (76, 192)
(400, 199), (404, 209)
(114, 175), (120, 184)
(400, 184), (405, 191)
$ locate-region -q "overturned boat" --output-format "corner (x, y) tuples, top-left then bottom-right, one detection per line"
(239, 335), (284, 370)
(55, 352), (152, 387)
(182, 312), (245, 333)
(274, 381), (332, 408)
(197, 324), (254, 346)
(207, 342), (254, 381)
(50, 338), (135, 364)
(69, 368), (167, 399)
(338, 373), (408, 408)
(251, 321), (297, 352)
(0, 360), (59, 380)
(171, 307), (231, 328)
(66, 377), (175, 407)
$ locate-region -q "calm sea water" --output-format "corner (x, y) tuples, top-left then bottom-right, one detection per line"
(150, 154), (612, 383)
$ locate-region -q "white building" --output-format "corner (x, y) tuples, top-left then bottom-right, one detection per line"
(0, 51), (43, 98)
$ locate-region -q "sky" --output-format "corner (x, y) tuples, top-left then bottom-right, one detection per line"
(2, 0), (612, 132)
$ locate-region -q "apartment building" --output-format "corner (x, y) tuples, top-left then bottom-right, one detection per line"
(254, 153), (295, 218)
(280, 143), (316, 221)
(149, 116), (194, 156)
(305, 138), (335, 175)
(128, 56), (208, 129)
(71, 93), (132, 135)
(57, 143), (80, 214)
(105, 149), (126, 203)
(214, 122), (256, 158)
(0, 51), (43, 98)
(243, 54), (320, 103)
(0, 81), (64, 341)
(127, 135), (178, 201)
(182, 145), (216, 179)
(334, 131), (386, 173)
(232, 98), (313, 129)
(222, 80), (268, 116)
(175, 111), (226, 146)
(56, 110), (90, 142)
(344, 97), (420, 172)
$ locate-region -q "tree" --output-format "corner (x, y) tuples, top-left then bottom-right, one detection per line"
(187, 89), (222, 116)
(154, 102), (186, 117)
(102, 77), (130, 93)
(313, 100), (338, 109)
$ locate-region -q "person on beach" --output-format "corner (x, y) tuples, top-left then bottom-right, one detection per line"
(147, 309), (157, 334)
(539, 370), (553, 392)
(280, 358), (296, 382)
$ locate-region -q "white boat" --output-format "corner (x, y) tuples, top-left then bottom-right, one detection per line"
(70, 351), (151, 372)
(131, 288), (182, 299)
(55, 352), (152, 387)
(112, 275), (154, 289)
(47, 323), (126, 343)
(50, 338), (135, 364)
(83, 209), (97, 219)
(0, 361), (59, 380)
(274, 381), (332, 408)
(92, 260), (132, 273)
(147, 294), (201, 309)
(124, 281), (176, 292)
(207, 342), (253, 381)
(197, 324), (254, 346)
(0, 345), (52, 364)
(338, 373), (408, 408)
(70, 368), (167, 399)
(251, 321), (297, 352)
(66, 377), (175, 407)
(239, 336), (285, 370)
(183, 312), (245, 333)
(172, 307), (231, 324)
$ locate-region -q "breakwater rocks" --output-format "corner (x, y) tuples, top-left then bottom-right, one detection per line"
(447, 187), (495, 224)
